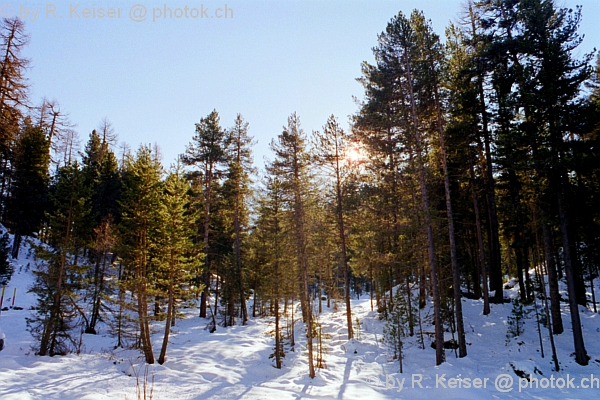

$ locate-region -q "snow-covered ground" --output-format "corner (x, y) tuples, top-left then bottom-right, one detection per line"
(1, 237), (600, 399)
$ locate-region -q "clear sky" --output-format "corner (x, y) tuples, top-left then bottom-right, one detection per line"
(12, 0), (600, 169)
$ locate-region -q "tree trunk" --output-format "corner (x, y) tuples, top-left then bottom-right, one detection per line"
(471, 170), (490, 316)
(334, 152), (353, 339)
(274, 255), (282, 368)
(200, 167), (213, 319)
(158, 252), (175, 365)
(11, 232), (21, 259)
(137, 228), (154, 364)
(557, 194), (588, 365)
(434, 83), (466, 358)
(234, 184), (247, 325)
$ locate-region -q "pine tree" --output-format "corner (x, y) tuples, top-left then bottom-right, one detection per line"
(357, 10), (446, 365)
(312, 115), (353, 339)
(445, 22), (492, 315)
(465, 0), (593, 365)
(183, 110), (228, 320)
(269, 113), (316, 378)
(157, 163), (202, 364)
(81, 130), (122, 334)
(253, 175), (289, 369)
(118, 145), (163, 364)
(8, 123), (50, 258)
(28, 162), (90, 356)
(513, 0), (592, 365)
(223, 114), (254, 325)
(452, 3), (505, 304)
(403, 11), (468, 357)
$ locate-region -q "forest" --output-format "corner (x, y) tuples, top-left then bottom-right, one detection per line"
(0, 0), (599, 383)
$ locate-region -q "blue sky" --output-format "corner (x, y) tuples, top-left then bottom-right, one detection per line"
(14, 0), (600, 169)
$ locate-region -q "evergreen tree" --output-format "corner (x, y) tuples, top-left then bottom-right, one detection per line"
(269, 113), (315, 378)
(183, 110), (228, 320)
(444, 22), (492, 315)
(28, 162), (89, 356)
(462, 0), (594, 365)
(81, 130), (122, 334)
(405, 11), (467, 357)
(356, 10), (446, 365)
(513, 0), (592, 365)
(312, 115), (354, 339)
(251, 175), (291, 369)
(118, 145), (163, 364)
(34, 99), (75, 170)
(9, 123), (50, 258)
(223, 114), (254, 326)
(157, 163), (202, 364)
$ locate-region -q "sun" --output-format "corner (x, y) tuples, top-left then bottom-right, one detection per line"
(345, 146), (363, 164)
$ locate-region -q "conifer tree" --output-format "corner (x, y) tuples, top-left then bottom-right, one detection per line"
(119, 145), (163, 364)
(411, 11), (467, 357)
(34, 99), (75, 169)
(183, 110), (228, 319)
(9, 123), (50, 258)
(28, 162), (89, 356)
(357, 10), (446, 365)
(269, 113), (315, 378)
(444, 22), (491, 315)
(512, 0), (591, 365)
(463, 0), (593, 365)
(252, 175), (289, 368)
(81, 130), (122, 333)
(312, 115), (353, 339)
(224, 114), (254, 325)
(157, 163), (202, 364)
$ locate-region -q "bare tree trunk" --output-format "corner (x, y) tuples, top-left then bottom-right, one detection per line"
(470, 163), (490, 315)
(540, 211), (564, 334)
(234, 181), (247, 325)
(334, 152), (353, 339)
(213, 271), (220, 330)
(533, 219), (560, 371)
(433, 83), (466, 358)
(274, 256), (282, 368)
(11, 233), (21, 259)
(557, 194), (588, 365)
(158, 252), (175, 365)
(200, 168), (213, 319)
(370, 264), (374, 312)
(89, 250), (108, 333)
(290, 295), (295, 349)
(318, 264), (323, 314)
(406, 276), (414, 337)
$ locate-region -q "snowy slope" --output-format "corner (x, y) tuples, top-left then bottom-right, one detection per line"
(1, 237), (600, 399)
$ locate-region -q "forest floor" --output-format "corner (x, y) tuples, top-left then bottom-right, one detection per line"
(1, 237), (600, 399)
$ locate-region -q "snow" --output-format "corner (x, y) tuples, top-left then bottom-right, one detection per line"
(1, 237), (600, 399)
